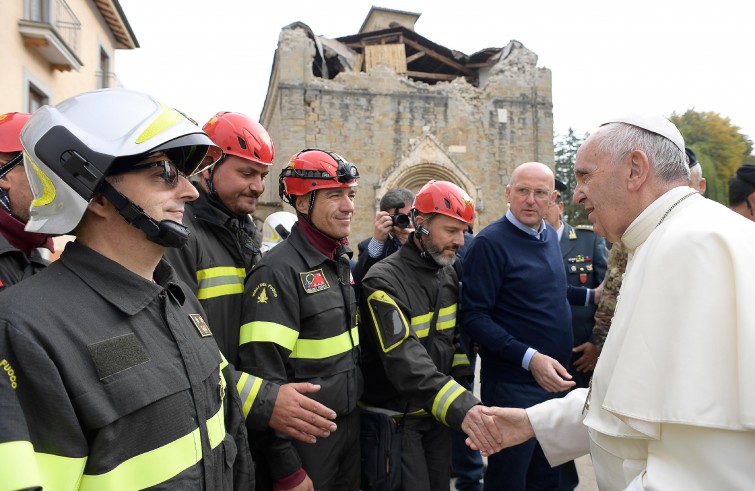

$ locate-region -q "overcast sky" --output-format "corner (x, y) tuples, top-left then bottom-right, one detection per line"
(116, 0), (754, 151)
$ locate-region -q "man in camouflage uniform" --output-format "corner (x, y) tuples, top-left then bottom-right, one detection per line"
(591, 243), (628, 350)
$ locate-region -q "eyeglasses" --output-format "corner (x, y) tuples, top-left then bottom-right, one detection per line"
(110, 160), (183, 187)
(0, 153), (23, 178)
(513, 187), (552, 200)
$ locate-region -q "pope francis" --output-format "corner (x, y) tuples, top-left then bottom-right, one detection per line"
(471, 115), (755, 490)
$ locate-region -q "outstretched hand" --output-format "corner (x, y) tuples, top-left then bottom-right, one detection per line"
(465, 407), (534, 456)
(269, 383), (337, 443)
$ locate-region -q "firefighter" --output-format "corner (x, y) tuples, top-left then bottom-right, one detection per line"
(359, 180), (501, 491)
(163, 112), (337, 446)
(239, 149), (361, 491)
(0, 88), (254, 489)
(0, 112), (53, 290)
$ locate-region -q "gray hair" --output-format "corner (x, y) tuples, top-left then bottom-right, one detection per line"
(597, 123), (688, 184)
(379, 187), (415, 212)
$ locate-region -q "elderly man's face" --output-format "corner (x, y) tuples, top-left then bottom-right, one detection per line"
(572, 135), (629, 243)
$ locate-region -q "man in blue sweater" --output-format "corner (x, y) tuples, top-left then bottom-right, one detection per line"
(461, 162), (576, 490)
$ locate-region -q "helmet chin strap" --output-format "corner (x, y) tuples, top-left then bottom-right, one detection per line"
(99, 181), (190, 248)
(204, 154), (227, 202)
(411, 210), (435, 260)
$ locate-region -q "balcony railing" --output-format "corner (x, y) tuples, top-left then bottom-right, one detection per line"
(19, 0), (82, 71)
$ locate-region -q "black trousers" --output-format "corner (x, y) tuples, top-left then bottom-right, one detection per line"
(400, 416), (452, 491)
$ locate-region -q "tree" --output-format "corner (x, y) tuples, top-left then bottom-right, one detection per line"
(670, 110), (755, 205)
(554, 128), (590, 225)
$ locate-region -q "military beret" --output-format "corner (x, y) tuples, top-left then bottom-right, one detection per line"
(555, 178), (567, 192)
(736, 165), (755, 186)
(601, 114), (685, 154)
(685, 147), (699, 168)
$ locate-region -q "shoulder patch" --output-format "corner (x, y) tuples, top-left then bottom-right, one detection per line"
(299, 269), (330, 293)
(251, 282), (278, 303)
(575, 224), (594, 231)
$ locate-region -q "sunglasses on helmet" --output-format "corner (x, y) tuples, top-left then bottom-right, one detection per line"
(109, 160), (183, 187)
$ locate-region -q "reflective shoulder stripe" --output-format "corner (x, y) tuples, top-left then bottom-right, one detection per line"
(237, 372), (264, 418)
(80, 402), (226, 491)
(239, 321), (299, 351)
(291, 326), (359, 359)
(0, 440), (44, 489)
(432, 379), (466, 426)
(452, 353), (470, 368)
(366, 290), (410, 352)
(436, 304), (458, 331)
(196, 267), (246, 300)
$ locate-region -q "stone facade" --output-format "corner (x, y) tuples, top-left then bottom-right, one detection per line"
(258, 22), (554, 243)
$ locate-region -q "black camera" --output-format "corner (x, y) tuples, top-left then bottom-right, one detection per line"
(390, 213), (411, 229)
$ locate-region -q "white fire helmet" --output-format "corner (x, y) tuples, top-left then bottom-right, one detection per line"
(261, 211), (297, 253)
(21, 88), (221, 235)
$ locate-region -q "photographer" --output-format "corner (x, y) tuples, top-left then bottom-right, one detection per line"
(353, 187), (414, 298)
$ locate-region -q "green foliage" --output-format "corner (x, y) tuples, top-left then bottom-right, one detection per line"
(554, 128), (590, 225)
(670, 110), (754, 205)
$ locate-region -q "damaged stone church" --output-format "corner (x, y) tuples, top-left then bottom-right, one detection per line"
(257, 6), (554, 239)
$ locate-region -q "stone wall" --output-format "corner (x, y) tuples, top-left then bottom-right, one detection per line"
(258, 26), (554, 244)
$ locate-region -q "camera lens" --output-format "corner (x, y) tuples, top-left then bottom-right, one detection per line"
(392, 214), (411, 229)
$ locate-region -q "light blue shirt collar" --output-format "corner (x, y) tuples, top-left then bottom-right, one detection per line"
(506, 209), (546, 240)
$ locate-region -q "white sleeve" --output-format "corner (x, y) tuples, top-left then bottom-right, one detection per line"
(526, 388), (590, 466)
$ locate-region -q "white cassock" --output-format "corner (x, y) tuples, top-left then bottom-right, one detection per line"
(526, 186), (755, 490)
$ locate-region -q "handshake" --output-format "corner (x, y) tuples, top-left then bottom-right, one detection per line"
(462, 405), (535, 457)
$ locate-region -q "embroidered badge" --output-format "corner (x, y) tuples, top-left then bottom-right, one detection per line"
(251, 282), (278, 303)
(189, 313), (213, 337)
(300, 269), (330, 293)
(568, 228), (577, 240)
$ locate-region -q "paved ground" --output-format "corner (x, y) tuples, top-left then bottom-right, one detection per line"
(575, 454), (598, 490)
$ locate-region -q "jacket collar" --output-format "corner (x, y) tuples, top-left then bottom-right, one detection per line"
(58, 241), (185, 315)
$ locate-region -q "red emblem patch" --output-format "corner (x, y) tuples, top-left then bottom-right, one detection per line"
(299, 269), (330, 293)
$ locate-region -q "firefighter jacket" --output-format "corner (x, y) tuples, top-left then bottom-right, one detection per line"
(359, 236), (479, 430)
(164, 186), (279, 432)
(239, 224), (361, 481)
(0, 233), (48, 292)
(0, 241), (254, 490)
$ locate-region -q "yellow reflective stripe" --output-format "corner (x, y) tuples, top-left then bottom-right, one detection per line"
(28, 157), (56, 207)
(135, 102), (182, 143)
(239, 321), (299, 351)
(206, 402), (226, 450)
(197, 283), (244, 299)
(80, 427), (202, 490)
(453, 354), (470, 368)
(219, 352), (229, 370)
(0, 441), (43, 489)
(412, 304), (457, 336)
(80, 400), (225, 491)
(196, 267), (246, 300)
(237, 372), (264, 418)
(367, 290), (410, 352)
(432, 380), (466, 426)
(197, 266), (246, 280)
(290, 326), (359, 359)
(436, 304), (457, 331)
